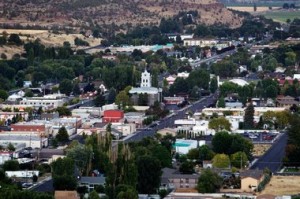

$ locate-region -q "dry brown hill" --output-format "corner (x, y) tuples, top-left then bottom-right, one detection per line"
(0, 0), (243, 30)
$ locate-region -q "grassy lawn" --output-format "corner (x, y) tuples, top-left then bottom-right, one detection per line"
(262, 10), (300, 23)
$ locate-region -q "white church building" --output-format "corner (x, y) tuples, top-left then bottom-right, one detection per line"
(129, 69), (162, 106)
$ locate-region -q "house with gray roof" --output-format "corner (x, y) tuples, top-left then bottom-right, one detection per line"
(79, 176), (106, 192)
(160, 168), (200, 191)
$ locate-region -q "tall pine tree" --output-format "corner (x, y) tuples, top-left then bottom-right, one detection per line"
(244, 103), (254, 129)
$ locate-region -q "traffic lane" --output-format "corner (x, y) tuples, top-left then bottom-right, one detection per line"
(31, 178), (54, 192)
(250, 133), (288, 172)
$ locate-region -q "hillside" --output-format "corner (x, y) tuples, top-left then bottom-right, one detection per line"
(0, 0), (243, 31)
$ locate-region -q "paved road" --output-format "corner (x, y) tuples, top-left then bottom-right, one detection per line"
(250, 133), (288, 173)
(123, 93), (218, 143)
(31, 178), (53, 192)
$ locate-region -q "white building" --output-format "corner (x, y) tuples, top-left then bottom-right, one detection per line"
(0, 151), (12, 165)
(19, 94), (67, 109)
(192, 120), (215, 136)
(6, 170), (39, 178)
(225, 115), (260, 131)
(201, 107), (286, 117)
(111, 123), (136, 136)
(0, 133), (48, 149)
(129, 69), (162, 105)
(177, 72), (189, 79)
(173, 139), (201, 154)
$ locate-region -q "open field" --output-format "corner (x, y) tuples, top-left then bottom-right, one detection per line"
(0, 29), (101, 47)
(0, 29), (102, 59)
(260, 176), (300, 196)
(252, 144), (271, 157)
(227, 6), (280, 12)
(261, 10), (300, 23)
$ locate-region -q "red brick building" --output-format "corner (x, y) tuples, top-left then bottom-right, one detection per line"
(10, 124), (45, 133)
(103, 110), (124, 123)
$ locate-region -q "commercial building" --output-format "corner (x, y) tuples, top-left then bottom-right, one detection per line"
(5, 170), (39, 178)
(124, 112), (145, 127)
(201, 107), (286, 117)
(0, 133), (48, 148)
(51, 117), (82, 129)
(103, 110), (124, 123)
(111, 123), (136, 136)
(19, 94), (67, 109)
(173, 139), (199, 154)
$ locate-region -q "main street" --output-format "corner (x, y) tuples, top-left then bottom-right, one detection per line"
(250, 133), (288, 173)
(123, 93), (218, 143)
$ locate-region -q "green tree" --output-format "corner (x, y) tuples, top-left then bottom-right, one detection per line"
(51, 157), (77, 190)
(7, 143), (15, 151)
(244, 103), (254, 129)
(8, 33), (22, 45)
(116, 185), (138, 199)
(88, 190), (100, 199)
(94, 93), (106, 107)
(56, 106), (71, 116)
(0, 89), (8, 101)
(212, 154), (230, 168)
(107, 88), (117, 104)
(179, 161), (194, 174)
(56, 126), (69, 143)
(2, 160), (19, 171)
(209, 77), (218, 93)
(151, 145), (172, 168)
(187, 148), (199, 160)
(197, 169), (223, 193)
(66, 144), (93, 175)
(230, 151), (248, 168)
(265, 85), (278, 98)
(217, 97), (225, 108)
(211, 131), (232, 154)
(115, 91), (131, 108)
(59, 79), (73, 96)
(209, 117), (231, 131)
(199, 145), (215, 161)
(137, 155), (162, 194)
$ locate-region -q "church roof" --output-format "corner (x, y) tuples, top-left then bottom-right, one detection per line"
(129, 87), (162, 94)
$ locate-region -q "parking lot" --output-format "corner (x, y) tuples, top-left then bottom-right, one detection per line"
(242, 131), (280, 143)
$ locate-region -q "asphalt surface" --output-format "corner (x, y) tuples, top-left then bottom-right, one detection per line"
(124, 93), (218, 143)
(250, 133), (288, 173)
(31, 178), (54, 192)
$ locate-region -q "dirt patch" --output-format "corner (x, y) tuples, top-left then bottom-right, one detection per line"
(0, 29), (101, 47)
(0, 45), (24, 59)
(252, 144), (271, 157)
(227, 6), (280, 12)
(260, 175), (300, 196)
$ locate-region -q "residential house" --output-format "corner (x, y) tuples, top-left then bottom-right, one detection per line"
(276, 95), (298, 108)
(160, 168), (200, 190)
(240, 169), (264, 192)
(79, 176), (106, 192)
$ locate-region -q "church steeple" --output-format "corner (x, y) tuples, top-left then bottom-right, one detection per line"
(140, 68), (151, 87)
